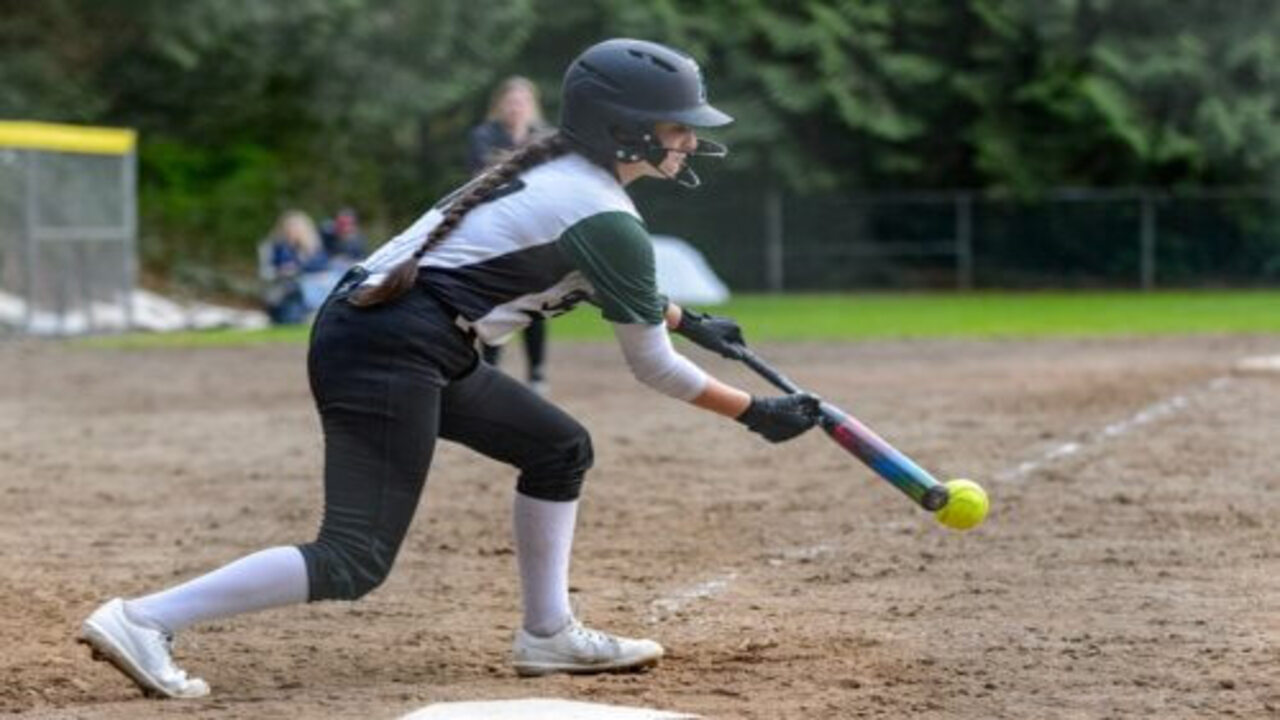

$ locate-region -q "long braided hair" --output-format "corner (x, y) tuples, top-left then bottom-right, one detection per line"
(349, 132), (570, 307)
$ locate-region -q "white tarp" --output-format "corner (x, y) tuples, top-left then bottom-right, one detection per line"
(0, 288), (269, 335)
(400, 698), (698, 720)
(651, 235), (730, 306)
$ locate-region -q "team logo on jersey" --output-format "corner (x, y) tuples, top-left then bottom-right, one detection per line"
(540, 289), (591, 316)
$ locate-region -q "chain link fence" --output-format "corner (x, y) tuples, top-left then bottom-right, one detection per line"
(636, 181), (1280, 292)
(0, 121), (137, 335)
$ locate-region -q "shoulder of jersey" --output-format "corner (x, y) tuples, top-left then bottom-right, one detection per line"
(522, 154), (640, 220)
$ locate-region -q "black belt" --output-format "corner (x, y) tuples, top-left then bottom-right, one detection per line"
(333, 266), (477, 344)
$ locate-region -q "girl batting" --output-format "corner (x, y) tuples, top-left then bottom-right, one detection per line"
(80, 38), (819, 698)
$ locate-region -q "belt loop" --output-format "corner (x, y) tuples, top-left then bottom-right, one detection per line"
(334, 266), (369, 298)
(454, 315), (478, 343)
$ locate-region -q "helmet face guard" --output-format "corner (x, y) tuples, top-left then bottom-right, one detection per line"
(560, 38), (733, 188)
(628, 132), (728, 188)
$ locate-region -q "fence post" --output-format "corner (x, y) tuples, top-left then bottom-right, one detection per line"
(765, 184), (784, 292)
(122, 147), (137, 330)
(22, 150), (36, 332)
(1139, 193), (1156, 290)
(956, 193), (973, 290)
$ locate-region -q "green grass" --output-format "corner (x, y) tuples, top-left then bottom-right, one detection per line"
(80, 290), (1280, 349)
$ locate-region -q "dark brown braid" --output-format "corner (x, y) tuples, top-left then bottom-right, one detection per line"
(349, 133), (570, 307)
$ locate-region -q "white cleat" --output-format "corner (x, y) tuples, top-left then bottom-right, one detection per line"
(79, 598), (210, 699)
(512, 618), (663, 677)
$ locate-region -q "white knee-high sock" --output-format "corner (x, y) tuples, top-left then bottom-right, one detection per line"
(125, 545), (309, 634)
(513, 493), (577, 637)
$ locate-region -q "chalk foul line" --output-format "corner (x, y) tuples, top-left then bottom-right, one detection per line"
(647, 572), (738, 623)
(644, 369), (1250, 620)
(998, 375), (1232, 482)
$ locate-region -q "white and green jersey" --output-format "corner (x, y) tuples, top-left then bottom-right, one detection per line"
(359, 152), (666, 346)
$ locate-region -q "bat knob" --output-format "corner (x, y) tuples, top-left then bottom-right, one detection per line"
(921, 484), (950, 512)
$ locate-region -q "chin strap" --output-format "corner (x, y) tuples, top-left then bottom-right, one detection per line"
(668, 138), (728, 188)
(618, 133), (729, 189)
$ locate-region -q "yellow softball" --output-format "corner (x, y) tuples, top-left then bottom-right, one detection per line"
(935, 479), (989, 531)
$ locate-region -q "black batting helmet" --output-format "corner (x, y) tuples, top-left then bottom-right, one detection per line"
(560, 38), (733, 187)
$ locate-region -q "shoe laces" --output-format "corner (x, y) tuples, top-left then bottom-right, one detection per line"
(145, 628), (193, 683)
(567, 621), (619, 652)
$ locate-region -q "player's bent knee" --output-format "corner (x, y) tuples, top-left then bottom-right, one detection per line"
(516, 424), (593, 502)
(297, 538), (395, 601)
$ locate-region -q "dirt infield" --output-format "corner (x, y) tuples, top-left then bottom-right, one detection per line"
(1, 335), (1277, 719)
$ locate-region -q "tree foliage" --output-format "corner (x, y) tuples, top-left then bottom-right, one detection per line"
(1, 0), (1277, 272)
(2, 0), (534, 269)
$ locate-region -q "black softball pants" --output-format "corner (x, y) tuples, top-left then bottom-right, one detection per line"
(298, 279), (593, 601)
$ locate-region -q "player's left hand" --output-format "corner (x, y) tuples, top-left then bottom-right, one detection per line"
(675, 308), (746, 359)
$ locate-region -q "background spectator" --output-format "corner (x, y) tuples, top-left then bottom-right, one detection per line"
(261, 210), (336, 325)
(320, 207), (368, 268)
(468, 76), (552, 394)
(468, 76), (548, 171)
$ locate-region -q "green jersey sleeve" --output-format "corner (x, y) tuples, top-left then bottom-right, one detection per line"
(556, 211), (667, 325)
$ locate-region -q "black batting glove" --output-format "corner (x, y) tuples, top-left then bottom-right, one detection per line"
(675, 308), (746, 359)
(736, 393), (822, 443)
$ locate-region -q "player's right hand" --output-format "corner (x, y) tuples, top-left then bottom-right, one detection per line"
(736, 393), (821, 443)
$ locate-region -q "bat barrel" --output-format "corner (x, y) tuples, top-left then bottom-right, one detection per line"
(735, 344), (949, 513)
(819, 404), (948, 511)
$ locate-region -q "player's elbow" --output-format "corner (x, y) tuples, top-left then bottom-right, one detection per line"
(614, 322), (707, 401)
(624, 352), (706, 401)
(628, 361), (678, 393)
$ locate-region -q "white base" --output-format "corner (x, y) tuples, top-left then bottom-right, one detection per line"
(400, 698), (699, 720)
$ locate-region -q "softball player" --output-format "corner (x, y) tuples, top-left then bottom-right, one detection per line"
(80, 38), (820, 699)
